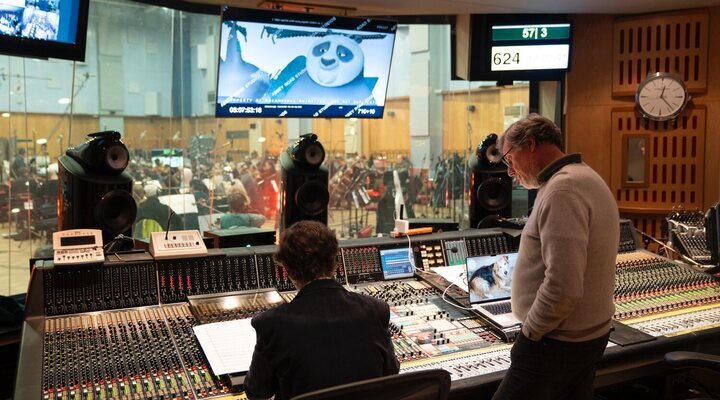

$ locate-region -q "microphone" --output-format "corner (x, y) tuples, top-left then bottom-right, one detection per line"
(165, 210), (175, 240)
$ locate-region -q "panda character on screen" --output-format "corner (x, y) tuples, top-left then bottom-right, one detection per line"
(261, 27), (386, 105)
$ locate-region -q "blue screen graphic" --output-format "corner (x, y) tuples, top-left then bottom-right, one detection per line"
(380, 248), (415, 280)
(216, 8), (396, 118)
(0, 0), (82, 44)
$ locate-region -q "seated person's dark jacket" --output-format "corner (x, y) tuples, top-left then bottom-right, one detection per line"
(244, 279), (399, 400)
(135, 197), (183, 230)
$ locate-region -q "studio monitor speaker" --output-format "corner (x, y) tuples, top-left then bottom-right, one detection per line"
(279, 134), (329, 231)
(58, 131), (136, 244)
(468, 134), (512, 228)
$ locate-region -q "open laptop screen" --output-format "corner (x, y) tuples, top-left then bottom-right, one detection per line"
(466, 253), (517, 304)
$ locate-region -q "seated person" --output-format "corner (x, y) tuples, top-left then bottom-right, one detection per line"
(219, 192), (265, 229)
(135, 183), (183, 237)
(244, 221), (399, 399)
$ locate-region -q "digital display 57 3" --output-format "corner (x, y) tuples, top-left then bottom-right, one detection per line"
(491, 24), (570, 41)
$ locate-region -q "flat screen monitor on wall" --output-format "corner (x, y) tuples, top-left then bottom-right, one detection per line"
(453, 14), (571, 81)
(0, 0), (90, 61)
(216, 7), (397, 118)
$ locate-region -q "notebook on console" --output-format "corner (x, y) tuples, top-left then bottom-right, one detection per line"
(466, 253), (522, 328)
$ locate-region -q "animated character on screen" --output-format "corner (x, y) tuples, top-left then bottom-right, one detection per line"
(217, 21), (270, 102)
(261, 27), (386, 106)
(468, 255), (513, 300)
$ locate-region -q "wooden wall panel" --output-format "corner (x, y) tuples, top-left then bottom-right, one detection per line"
(442, 85), (529, 155)
(0, 113), (99, 159)
(613, 11), (709, 96)
(312, 119), (346, 156)
(362, 97), (410, 157)
(611, 106), (706, 212)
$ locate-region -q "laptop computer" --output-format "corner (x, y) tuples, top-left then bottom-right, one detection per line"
(466, 253), (522, 328)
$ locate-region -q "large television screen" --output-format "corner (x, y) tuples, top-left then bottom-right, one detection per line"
(216, 7), (396, 118)
(0, 0), (89, 61)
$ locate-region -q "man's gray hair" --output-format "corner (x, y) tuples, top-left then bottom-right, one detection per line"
(500, 113), (564, 150)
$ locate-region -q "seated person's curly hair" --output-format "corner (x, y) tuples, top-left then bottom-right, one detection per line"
(275, 220), (338, 285)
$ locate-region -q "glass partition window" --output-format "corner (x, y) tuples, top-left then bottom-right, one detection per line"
(0, 0), (530, 295)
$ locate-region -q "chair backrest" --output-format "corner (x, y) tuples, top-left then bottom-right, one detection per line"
(289, 369), (451, 400)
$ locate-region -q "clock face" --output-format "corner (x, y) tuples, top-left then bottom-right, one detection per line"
(636, 73), (689, 121)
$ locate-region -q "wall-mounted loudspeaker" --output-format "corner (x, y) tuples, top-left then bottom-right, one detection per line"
(58, 131), (136, 244)
(279, 133), (329, 231)
(468, 133), (512, 228)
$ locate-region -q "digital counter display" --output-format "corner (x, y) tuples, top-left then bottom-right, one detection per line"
(489, 22), (571, 72)
(60, 235), (96, 247)
(491, 24), (571, 41)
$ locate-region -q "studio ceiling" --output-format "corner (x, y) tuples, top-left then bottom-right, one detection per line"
(187, 0), (720, 16)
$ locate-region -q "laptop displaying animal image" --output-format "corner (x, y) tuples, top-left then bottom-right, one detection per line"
(466, 253), (522, 328)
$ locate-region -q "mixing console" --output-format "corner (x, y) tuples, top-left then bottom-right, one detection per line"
(442, 240), (468, 266)
(18, 226), (720, 399)
(341, 246), (383, 282)
(188, 289), (286, 324)
(465, 233), (510, 257)
(157, 252), (257, 303)
(674, 231), (712, 263)
(354, 280), (502, 363)
(42, 259), (157, 316)
(625, 304), (720, 337)
(619, 219), (639, 253)
(614, 251), (720, 320)
(400, 346), (512, 381)
(41, 306), (229, 400)
(414, 241), (445, 270)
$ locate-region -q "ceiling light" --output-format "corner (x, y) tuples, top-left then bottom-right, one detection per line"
(258, 137), (267, 143)
(36, 138), (48, 145)
(1, 112), (9, 118)
(57, 97), (72, 104)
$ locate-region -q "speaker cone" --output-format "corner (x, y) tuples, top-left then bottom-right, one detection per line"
(295, 181), (329, 216)
(105, 142), (130, 172)
(303, 142), (325, 167)
(477, 177), (510, 211)
(94, 189), (138, 234)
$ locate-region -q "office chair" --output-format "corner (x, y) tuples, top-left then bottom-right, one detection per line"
(289, 369), (451, 400)
(665, 351), (720, 399)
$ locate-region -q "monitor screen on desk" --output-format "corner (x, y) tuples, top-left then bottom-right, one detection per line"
(379, 247), (415, 280)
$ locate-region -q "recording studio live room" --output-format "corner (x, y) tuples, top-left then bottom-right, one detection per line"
(3, 0), (720, 399)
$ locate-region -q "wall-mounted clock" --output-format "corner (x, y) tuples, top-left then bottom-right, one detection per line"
(635, 72), (690, 122)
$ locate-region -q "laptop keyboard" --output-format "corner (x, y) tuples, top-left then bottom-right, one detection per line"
(484, 301), (512, 315)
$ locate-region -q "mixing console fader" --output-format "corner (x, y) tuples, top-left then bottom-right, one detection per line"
(442, 240), (468, 266)
(255, 246), (294, 291)
(40, 258), (157, 316)
(465, 233), (511, 257)
(341, 246), (383, 282)
(157, 250), (257, 303)
(40, 306), (229, 400)
(614, 251), (720, 320)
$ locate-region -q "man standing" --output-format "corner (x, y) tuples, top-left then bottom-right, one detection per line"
(492, 114), (619, 400)
(244, 220), (399, 399)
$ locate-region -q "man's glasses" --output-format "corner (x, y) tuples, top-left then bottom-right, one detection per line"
(499, 133), (529, 168)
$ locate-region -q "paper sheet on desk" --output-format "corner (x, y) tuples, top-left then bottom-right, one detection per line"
(430, 264), (468, 292)
(193, 318), (257, 376)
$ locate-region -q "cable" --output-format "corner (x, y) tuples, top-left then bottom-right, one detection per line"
(440, 282), (474, 311)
